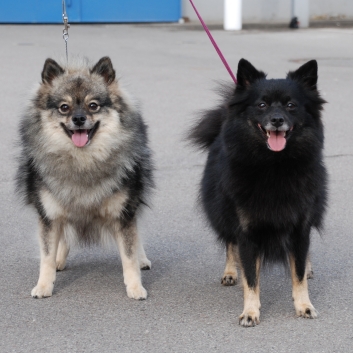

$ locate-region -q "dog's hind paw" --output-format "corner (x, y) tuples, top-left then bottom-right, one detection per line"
(140, 258), (151, 270)
(295, 304), (318, 319)
(31, 283), (54, 299)
(239, 310), (260, 327)
(56, 260), (67, 271)
(307, 270), (314, 279)
(126, 284), (147, 300)
(221, 275), (237, 286)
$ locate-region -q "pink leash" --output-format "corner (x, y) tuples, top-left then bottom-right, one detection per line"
(189, 0), (238, 84)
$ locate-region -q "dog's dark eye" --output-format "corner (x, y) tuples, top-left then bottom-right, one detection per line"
(89, 102), (99, 111)
(59, 104), (70, 113)
(287, 102), (296, 109)
(258, 103), (267, 109)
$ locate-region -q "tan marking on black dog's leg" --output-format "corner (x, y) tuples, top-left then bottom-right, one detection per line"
(290, 255), (317, 318)
(56, 236), (70, 271)
(137, 234), (151, 270)
(116, 222), (147, 300)
(239, 258), (261, 327)
(306, 257), (313, 279)
(31, 220), (61, 298)
(221, 243), (238, 286)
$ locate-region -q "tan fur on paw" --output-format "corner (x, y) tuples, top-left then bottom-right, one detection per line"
(295, 304), (318, 319)
(221, 275), (237, 286)
(306, 270), (314, 279)
(239, 310), (260, 327)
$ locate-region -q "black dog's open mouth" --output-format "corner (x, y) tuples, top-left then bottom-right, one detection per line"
(60, 121), (100, 148)
(257, 124), (293, 152)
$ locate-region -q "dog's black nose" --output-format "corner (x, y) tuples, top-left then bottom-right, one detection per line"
(72, 115), (86, 126)
(270, 116), (284, 127)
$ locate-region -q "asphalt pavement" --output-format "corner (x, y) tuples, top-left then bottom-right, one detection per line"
(1, 23), (353, 352)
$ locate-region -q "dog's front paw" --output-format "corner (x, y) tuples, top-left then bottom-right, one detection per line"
(140, 258), (151, 270)
(221, 274), (237, 286)
(31, 283), (54, 299)
(239, 309), (260, 327)
(126, 284), (147, 300)
(295, 303), (318, 319)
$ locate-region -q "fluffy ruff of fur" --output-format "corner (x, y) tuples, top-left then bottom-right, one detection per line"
(189, 58), (327, 326)
(16, 56), (154, 300)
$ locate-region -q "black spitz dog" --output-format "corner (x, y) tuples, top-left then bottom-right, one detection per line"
(189, 59), (327, 327)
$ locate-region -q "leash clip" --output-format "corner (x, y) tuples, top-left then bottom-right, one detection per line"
(62, 0), (70, 64)
(62, 15), (69, 41)
(62, 0), (70, 42)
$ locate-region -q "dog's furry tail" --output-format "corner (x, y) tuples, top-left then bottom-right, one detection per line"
(187, 106), (226, 150)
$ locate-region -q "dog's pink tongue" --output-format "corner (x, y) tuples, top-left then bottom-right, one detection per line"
(267, 131), (286, 152)
(72, 130), (88, 147)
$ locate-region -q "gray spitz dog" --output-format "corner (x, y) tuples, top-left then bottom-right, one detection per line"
(16, 56), (154, 300)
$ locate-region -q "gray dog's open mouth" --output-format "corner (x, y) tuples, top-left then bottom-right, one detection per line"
(60, 121), (100, 148)
(258, 124), (293, 152)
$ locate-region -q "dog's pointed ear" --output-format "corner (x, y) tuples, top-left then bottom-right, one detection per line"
(91, 57), (116, 85)
(287, 60), (318, 90)
(41, 59), (64, 84)
(236, 58), (266, 89)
